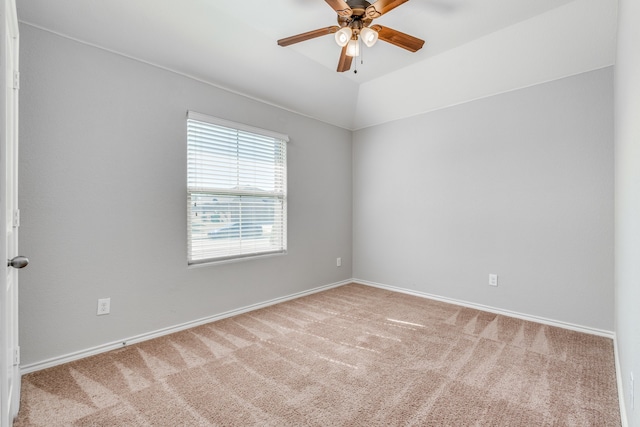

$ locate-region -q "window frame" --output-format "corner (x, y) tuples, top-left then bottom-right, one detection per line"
(186, 111), (288, 265)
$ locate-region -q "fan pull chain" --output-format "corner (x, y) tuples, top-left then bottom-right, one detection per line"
(354, 37), (362, 74)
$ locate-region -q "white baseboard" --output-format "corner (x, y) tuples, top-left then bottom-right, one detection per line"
(20, 277), (617, 375)
(22, 277), (625, 424)
(356, 279), (625, 424)
(20, 279), (351, 374)
(354, 278), (615, 339)
(614, 335), (629, 427)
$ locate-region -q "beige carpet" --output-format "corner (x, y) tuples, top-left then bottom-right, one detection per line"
(14, 283), (621, 426)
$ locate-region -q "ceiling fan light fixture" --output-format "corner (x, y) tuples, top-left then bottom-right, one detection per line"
(334, 27), (352, 47)
(276, 0), (425, 73)
(360, 27), (378, 47)
(346, 39), (360, 57)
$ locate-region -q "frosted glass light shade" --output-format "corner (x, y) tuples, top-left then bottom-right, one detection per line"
(360, 27), (379, 47)
(335, 27), (352, 47)
(346, 39), (360, 57)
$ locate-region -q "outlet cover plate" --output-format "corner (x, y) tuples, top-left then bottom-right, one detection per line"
(97, 298), (111, 315)
(489, 274), (498, 287)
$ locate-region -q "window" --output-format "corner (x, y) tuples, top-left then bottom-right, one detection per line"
(187, 111), (288, 264)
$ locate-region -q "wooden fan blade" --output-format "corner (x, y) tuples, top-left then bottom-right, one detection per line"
(370, 25), (424, 52)
(325, 0), (353, 17)
(277, 26), (340, 47)
(337, 45), (353, 72)
(366, 0), (409, 18)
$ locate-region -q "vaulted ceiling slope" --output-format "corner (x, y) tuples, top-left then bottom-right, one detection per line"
(16, 0), (616, 130)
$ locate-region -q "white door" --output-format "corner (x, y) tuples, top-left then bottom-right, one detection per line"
(0, 0), (22, 425)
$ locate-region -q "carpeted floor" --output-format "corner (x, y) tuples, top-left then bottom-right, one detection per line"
(14, 283), (621, 426)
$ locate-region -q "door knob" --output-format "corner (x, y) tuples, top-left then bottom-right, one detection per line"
(7, 256), (29, 269)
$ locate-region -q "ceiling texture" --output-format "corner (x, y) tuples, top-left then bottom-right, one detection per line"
(17, 0), (617, 130)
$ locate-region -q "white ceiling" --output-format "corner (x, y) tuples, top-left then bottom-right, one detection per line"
(16, 0), (617, 130)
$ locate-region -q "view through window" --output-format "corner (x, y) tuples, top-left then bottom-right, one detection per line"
(187, 112), (288, 264)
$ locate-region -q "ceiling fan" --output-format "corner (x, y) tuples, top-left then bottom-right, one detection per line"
(277, 0), (425, 73)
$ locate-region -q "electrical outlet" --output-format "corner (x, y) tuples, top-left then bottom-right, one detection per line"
(489, 274), (498, 287)
(97, 298), (111, 315)
(337, 257), (342, 267)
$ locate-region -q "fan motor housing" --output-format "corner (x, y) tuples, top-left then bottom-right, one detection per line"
(338, 0), (373, 30)
(346, 0), (371, 14)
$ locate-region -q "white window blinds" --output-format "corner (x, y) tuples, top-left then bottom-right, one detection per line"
(187, 111), (288, 264)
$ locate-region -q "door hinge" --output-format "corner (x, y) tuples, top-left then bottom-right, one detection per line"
(13, 347), (20, 366)
(13, 209), (20, 228)
(13, 71), (20, 90)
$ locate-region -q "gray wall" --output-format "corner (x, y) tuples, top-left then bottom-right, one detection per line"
(353, 67), (614, 331)
(18, 25), (353, 366)
(18, 22), (618, 370)
(615, 0), (640, 424)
